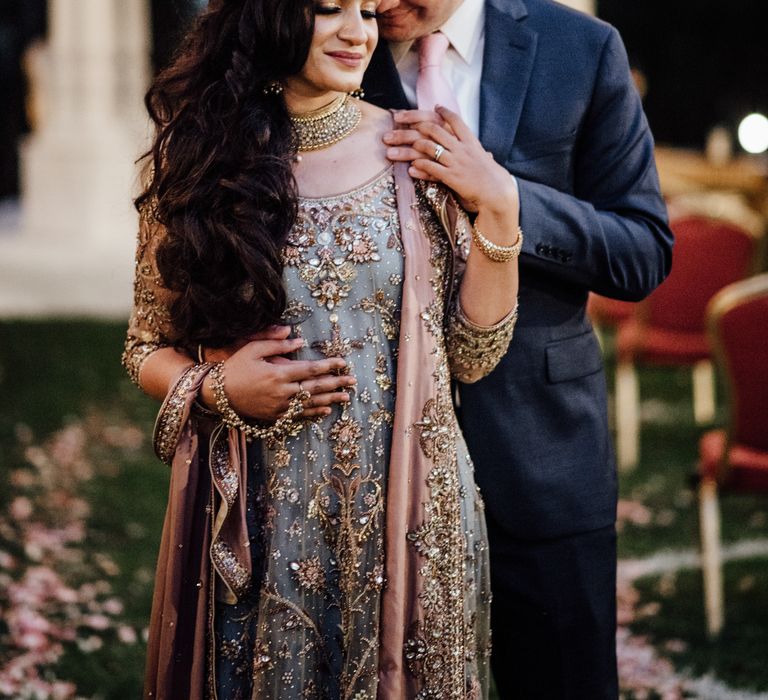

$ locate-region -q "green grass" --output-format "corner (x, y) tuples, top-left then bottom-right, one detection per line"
(632, 559), (768, 693)
(0, 320), (166, 698)
(1, 320), (767, 697)
(63, 434), (167, 695)
(601, 331), (768, 693)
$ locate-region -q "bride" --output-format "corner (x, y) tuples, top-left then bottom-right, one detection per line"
(123, 0), (520, 697)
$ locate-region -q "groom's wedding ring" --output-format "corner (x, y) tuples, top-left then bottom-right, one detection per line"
(433, 144), (446, 163)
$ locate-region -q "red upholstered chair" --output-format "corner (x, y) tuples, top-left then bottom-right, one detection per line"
(586, 293), (636, 348)
(615, 215), (765, 470)
(697, 274), (768, 637)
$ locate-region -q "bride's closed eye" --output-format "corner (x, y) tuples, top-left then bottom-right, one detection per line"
(314, 2), (379, 19)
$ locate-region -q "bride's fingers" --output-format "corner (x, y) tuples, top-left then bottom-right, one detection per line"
(301, 405), (332, 418)
(299, 374), (357, 396)
(280, 357), (348, 380)
(306, 390), (352, 408)
(300, 390), (352, 418)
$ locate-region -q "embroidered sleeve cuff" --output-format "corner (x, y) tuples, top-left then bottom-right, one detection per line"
(445, 300), (518, 383)
(121, 340), (167, 387)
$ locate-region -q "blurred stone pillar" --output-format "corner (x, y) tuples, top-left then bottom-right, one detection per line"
(22, 0), (149, 243)
(557, 0), (595, 14)
(0, 0), (150, 316)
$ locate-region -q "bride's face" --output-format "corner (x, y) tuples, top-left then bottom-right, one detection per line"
(285, 0), (380, 100)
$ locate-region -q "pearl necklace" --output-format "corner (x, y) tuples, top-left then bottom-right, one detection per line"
(290, 94), (362, 152)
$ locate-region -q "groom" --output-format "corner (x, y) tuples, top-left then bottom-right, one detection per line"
(364, 0), (673, 697)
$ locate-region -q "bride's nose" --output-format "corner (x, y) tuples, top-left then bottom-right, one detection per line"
(338, 9), (368, 45)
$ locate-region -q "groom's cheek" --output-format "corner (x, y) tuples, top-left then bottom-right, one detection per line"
(377, 0), (400, 12)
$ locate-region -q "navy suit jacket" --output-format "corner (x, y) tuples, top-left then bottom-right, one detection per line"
(363, 0), (673, 539)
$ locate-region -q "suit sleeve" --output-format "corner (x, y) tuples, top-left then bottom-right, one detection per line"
(515, 26), (673, 301)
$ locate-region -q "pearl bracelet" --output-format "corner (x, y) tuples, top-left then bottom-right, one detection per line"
(471, 222), (523, 263)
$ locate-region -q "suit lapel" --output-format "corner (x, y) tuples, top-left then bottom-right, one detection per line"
(480, 0), (538, 164)
(362, 43), (410, 110)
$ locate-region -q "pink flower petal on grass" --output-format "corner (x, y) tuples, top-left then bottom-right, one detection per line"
(82, 614), (111, 631)
(117, 625), (138, 645)
(103, 597), (124, 615)
(0, 549), (16, 570)
(617, 499), (653, 527)
(9, 496), (34, 521)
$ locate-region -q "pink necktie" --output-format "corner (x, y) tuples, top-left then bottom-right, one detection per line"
(416, 32), (461, 115)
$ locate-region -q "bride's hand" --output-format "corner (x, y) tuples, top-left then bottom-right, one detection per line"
(199, 327), (355, 420)
(384, 106), (518, 217)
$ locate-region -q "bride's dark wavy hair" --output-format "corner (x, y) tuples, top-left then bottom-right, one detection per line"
(136, 0), (314, 348)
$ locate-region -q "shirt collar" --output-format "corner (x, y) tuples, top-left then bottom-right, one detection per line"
(440, 0), (486, 65)
(390, 0), (486, 67)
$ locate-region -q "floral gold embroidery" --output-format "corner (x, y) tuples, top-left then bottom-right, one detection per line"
(356, 289), (400, 341)
(414, 396), (455, 461)
(446, 302), (518, 383)
(311, 320), (365, 361)
(290, 556), (326, 593)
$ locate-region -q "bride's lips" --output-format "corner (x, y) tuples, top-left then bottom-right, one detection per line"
(326, 51), (365, 67)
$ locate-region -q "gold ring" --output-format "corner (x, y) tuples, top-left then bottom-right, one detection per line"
(433, 144), (446, 163)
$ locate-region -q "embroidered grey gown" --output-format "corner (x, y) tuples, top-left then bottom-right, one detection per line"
(123, 166), (516, 698)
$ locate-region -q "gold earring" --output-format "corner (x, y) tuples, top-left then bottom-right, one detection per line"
(263, 81), (284, 96)
(349, 87), (365, 99)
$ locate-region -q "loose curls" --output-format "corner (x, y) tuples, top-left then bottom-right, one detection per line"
(136, 0), (314, 348)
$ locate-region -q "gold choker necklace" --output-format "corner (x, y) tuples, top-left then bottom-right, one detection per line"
(290, 94), (362, 152)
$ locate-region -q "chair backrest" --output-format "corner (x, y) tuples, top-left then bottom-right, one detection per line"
(707, 274), (768, 453)
(587, 293), (636, 327)
(644, 216), (761, 334)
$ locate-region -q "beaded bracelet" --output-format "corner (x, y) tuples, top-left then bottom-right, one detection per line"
(208, 361), (309, 442)
(471, 223), (523, 263)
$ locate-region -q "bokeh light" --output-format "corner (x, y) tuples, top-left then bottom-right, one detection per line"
(738, 113), (768, 154)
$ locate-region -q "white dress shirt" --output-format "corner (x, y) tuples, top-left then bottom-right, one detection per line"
(389, 0), (486, 136)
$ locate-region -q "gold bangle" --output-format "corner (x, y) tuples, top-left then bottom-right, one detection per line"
(208, 362), (309, 442)
(471, 223), (523, 263)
